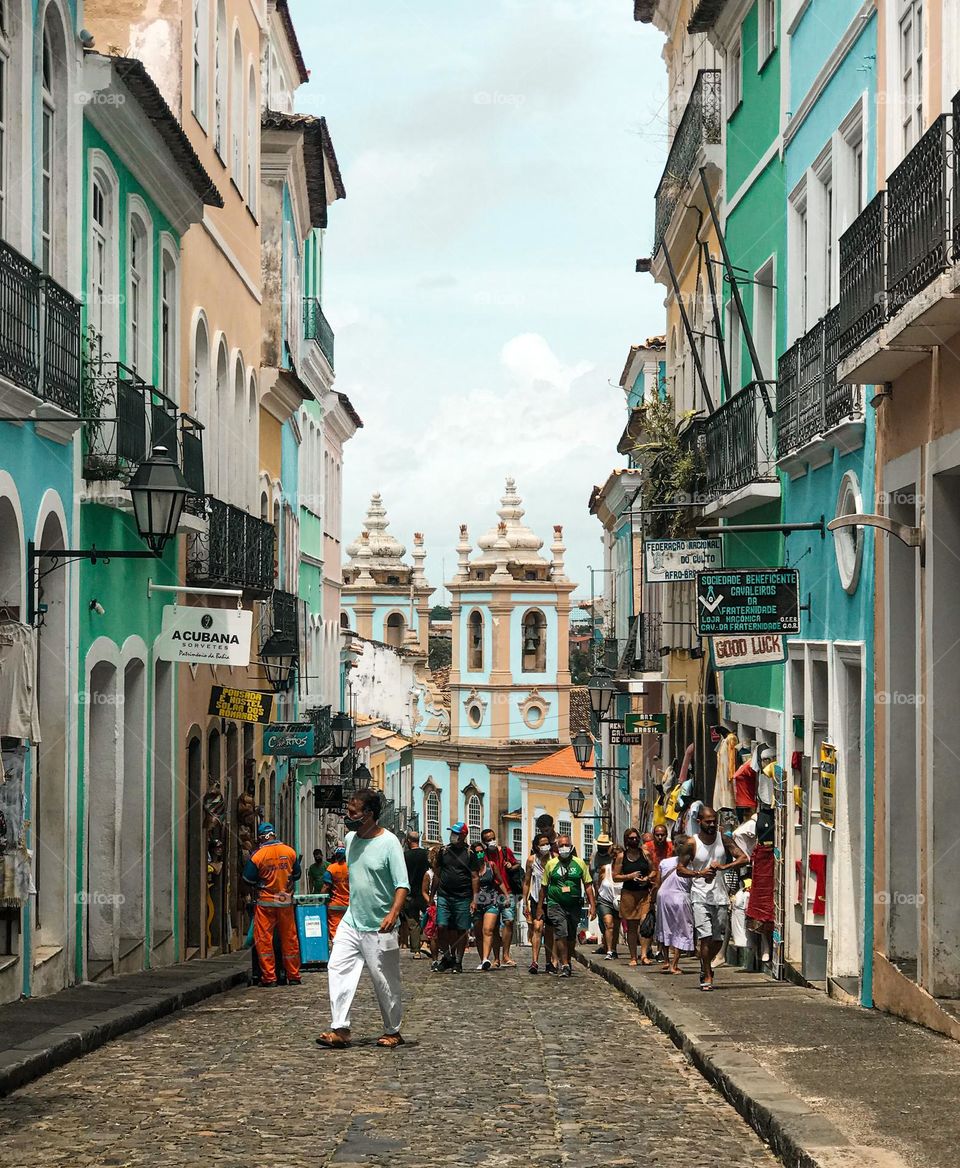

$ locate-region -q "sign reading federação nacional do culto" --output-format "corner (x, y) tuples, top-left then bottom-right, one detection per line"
(208, 686), (274, 724)
(263, 723), (316, 756)
(645, 538), (723, 583)
(157, 606), (252, 667)
(695, 569), (800, 637)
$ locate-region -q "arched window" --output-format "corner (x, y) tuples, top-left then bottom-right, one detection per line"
(214, 338), (228, 498)
(192, 0), (209, 127)
(0, 1), (10, 234)
(192, 316), (210, 488)
(247, 370), (258, 512)
(231, 28), (243, 189)
(385, 612), (405, 649)
(424, 790), (440, 843)
(160, 242), (179, 399)
(232, 353), (244, 504)
(247, 64), (258, 215)
(521, 609), (547, 673)
(466, 793), (482, 844)
(89, 168), (118, 354)
(214, 0), (226, 157)
(468, 610), (483, 671)
(127, 207), (151, 376)
(40, 9), (68, 278)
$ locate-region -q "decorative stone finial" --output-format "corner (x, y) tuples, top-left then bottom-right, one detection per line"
(412, 532), (427, 586)
(551, 524), (567, 581)
(455, 524), (471, 579)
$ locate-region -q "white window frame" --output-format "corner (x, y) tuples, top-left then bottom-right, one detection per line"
(758, 0), (777, 69)
(557, 818), (573, 843)
(41, 25), (54, 274)
(0, 11), (8, 239)
(88, 155), (120, 361)
(247, 62), (258, 215)
(126, 198), (153, 379)
(231, 26), (243, 190)
(466, 793), (483, 844)
(159, 237), (180, 401)
(214, 0), (226, 158)
(727, 28), (742, 118)
(811, 146), (834, 321)
(582, 821), (594, 862)
(753, 255), (777, 388)
(898, 0), (924, 155)
(425, 790), (441, 843)
(192, 0), (209, 129)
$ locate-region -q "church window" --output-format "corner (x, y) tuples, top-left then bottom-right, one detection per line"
(424, 790), (440, 843)
(468, 610), (483, 671)
(466, 793), (482, 843)
(522, 610), (547, 673)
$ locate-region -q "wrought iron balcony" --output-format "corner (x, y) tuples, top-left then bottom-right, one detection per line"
(701, 382), (777, 499)
(777, 308), (862, 458)
(262, 587), (299, 648)
(654, 70), (722, 252)
(623, 613), (663, 674)
(0, 239), (81, 412)
(186, 496), (276, 594)
(303, 297), (335, 369)
(839, 192), (887, 360)
(82, 359), (202, 491)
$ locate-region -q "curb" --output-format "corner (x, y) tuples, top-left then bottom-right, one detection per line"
(0, 958), (249, 1098)
(575, 952), (863, 1168)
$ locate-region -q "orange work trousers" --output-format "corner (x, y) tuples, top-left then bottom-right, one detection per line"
(254, 903), (300, 984)
(327, 904), (348, 944)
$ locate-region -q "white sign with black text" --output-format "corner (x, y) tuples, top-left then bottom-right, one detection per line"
(710, 633), (787, 671)
(645, 538), (723, 583)
(156, 606), (253, 667)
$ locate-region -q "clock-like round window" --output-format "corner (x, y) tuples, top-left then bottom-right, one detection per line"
(524, 704), (545, 729)
(834, 471), (863, 594)
(467, 703), (483, 728)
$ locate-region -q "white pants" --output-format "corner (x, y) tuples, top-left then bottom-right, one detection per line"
(328, 922), (403, 1035)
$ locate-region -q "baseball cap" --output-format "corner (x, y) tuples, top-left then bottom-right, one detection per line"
(258, 822), (275, 837)
(449, 821), (468, 836)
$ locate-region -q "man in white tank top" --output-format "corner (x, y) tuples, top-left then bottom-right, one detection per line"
(677, 806), (748, 990)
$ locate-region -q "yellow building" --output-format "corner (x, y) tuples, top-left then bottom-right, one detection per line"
(510, 744), (597, 863)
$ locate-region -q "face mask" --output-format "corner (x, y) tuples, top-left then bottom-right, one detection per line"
(486, 840), (498, 851)
(538, 845), (551, 856)
(344, 815), (363, 831)
(558, 846), (573, 859)
(627, 839), (640, 848)
(597, 845), (609, 853)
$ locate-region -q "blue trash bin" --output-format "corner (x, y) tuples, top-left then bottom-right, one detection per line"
(295, 895), (330, 966)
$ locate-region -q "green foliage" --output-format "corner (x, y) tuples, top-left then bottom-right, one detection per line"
(428, 637), (452, 671)
(430, 605), (452, 621)
(631, 396), (705, 538)
(570, 646), (591, 685)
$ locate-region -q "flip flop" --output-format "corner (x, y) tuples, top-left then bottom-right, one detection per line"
(316, 1030), (351, 1049)
(377, 1033), (406, 1048)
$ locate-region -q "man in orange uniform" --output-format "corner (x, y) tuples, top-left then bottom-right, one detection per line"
(243, 823), (302, 987)
(322, 842), (350, 942)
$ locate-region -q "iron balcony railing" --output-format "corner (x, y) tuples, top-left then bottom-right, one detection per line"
(0, 239), (82, 412)
(777, 307), (862, 458)
(622, 613), (663, 674)
(701, 382), (777, 498)
(186, 497), (276, 594)
(303, 297), (335, 369)
(654, 69), (722, 252)
(839, 102), (959, 361)
(261, 587), (299, 649)
(82, 359), (203, 491)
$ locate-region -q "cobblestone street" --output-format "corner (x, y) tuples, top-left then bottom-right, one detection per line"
(0, 953), (778, 1168)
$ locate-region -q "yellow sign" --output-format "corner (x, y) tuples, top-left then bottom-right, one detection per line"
(819, 741), (837, 829)
(208, 686), (274, 724)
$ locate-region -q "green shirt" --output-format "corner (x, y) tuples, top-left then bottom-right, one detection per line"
(543, 855), (592, 910)
(307, 862), (327, 894)
(342, 830), (410, 932)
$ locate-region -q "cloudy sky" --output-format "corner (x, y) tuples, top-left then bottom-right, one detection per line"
(290, 0), (667, 604)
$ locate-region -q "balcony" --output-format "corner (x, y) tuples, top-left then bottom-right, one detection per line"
(303, 298), (335, 370)
(700, 382), (779, 517)
(186, 497), (276, 594)
(82, 360), (204, 499)
(0, 239), (82, 429)
(620, 613), (663, 676)
(838, 106), (960, 383)
(776, 308), (864, 473)
(654, 70), (722, 253)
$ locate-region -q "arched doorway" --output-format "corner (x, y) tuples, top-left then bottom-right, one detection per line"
(152, 661), (174, 950)
(185, 735), (202, 953)
(118, 658), (146, 965)
(86, 659), (119, 978)
(206, 728), (224, 951)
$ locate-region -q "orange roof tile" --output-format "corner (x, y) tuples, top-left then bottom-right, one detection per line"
(510, 743), (594, 778)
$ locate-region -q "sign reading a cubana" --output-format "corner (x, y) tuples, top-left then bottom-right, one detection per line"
(157, 606), (252, 667)
(263, 723), (316, 756)
(208, 686), (274, 724)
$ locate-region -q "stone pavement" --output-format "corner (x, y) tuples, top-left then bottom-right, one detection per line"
(578, 948), (951, 1168)
(0, 953), (248, 1097)
(0, 950), (780, 1168)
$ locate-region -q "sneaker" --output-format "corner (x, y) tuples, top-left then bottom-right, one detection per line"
(604, 951), (615, 961)
(480, 959), (492, 971)
(453, 960), (463, 974)
(286, 977), (303, 985)
(545, 961), (557, 974)
(528, 963), (539, 974)
(430, 960), (442, 972)
(560, 965), (572, 978)
(610, 950), (620, 959)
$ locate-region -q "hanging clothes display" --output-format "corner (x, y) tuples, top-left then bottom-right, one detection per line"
(0, 742), (29, 906)
(0, 623), (41, 744)
(746, 843), (775, 926)
(712, 732), (738, 811)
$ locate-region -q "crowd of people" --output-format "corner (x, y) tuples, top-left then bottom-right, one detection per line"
(240, 782), (766, 1049)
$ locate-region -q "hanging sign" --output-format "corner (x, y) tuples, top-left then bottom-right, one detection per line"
(208, 686), (274, 723)
(695, 569), (800, 636)
(710, 633), (788, 670)
(264, 723), (316, 756)
(314, 784), (344, 810)
(624, 712), (666, 735)
(819, 741), (837, 829)
(645, 538), (723, 583)
(157, 606), (252, 667)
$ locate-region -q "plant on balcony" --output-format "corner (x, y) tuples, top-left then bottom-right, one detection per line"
(631, 396), (705, 538)
(80, 326), (120, 481)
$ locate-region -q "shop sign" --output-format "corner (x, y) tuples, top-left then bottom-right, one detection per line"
(157, 606), (252, 667)
(695, 569), (800, 637)
(263, 723), (316, 756)
(625, 713), (666, 735)
(313, 784), (344, 810)
(208, 686), (274, 723)
(819, 741), (837, 829)
(645, 538), (723, 583)
(710, 633), (787, 670)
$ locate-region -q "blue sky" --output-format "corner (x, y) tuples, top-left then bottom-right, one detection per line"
(290, 0), (667, 604)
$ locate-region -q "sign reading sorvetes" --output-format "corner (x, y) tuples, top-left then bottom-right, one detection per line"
(157, 606), (253, 667)
(263, 723), (316, 756)
(208, 686), (274, 723)
(645, 538), (722, 583)
(695, 569), (800, 637)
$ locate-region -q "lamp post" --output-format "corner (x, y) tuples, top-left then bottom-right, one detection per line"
(587, 674), (617, 722)
(260, 632), (298, 692)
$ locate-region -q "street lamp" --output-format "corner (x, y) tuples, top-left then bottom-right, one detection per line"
(259, 631), (298, 692)
(572, 731), (593, 768)
(567, 785), (587, 817)
(127, 445), (192, 555)
(353, 763), (372, 787)
(330, 712), (353, 753)
(587, 674), (617, 721)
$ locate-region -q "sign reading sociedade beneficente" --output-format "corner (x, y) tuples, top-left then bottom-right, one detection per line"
(695, 569), (800, 637)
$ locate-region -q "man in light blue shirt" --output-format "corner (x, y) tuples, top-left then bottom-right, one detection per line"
(317, 789), (409, 1050)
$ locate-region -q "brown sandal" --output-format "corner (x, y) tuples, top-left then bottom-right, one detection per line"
(316, 1029), (351, 1049)
(376, 1033), (405, 1048)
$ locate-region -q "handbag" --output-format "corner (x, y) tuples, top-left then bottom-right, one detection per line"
(639, 908), (657, 939)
